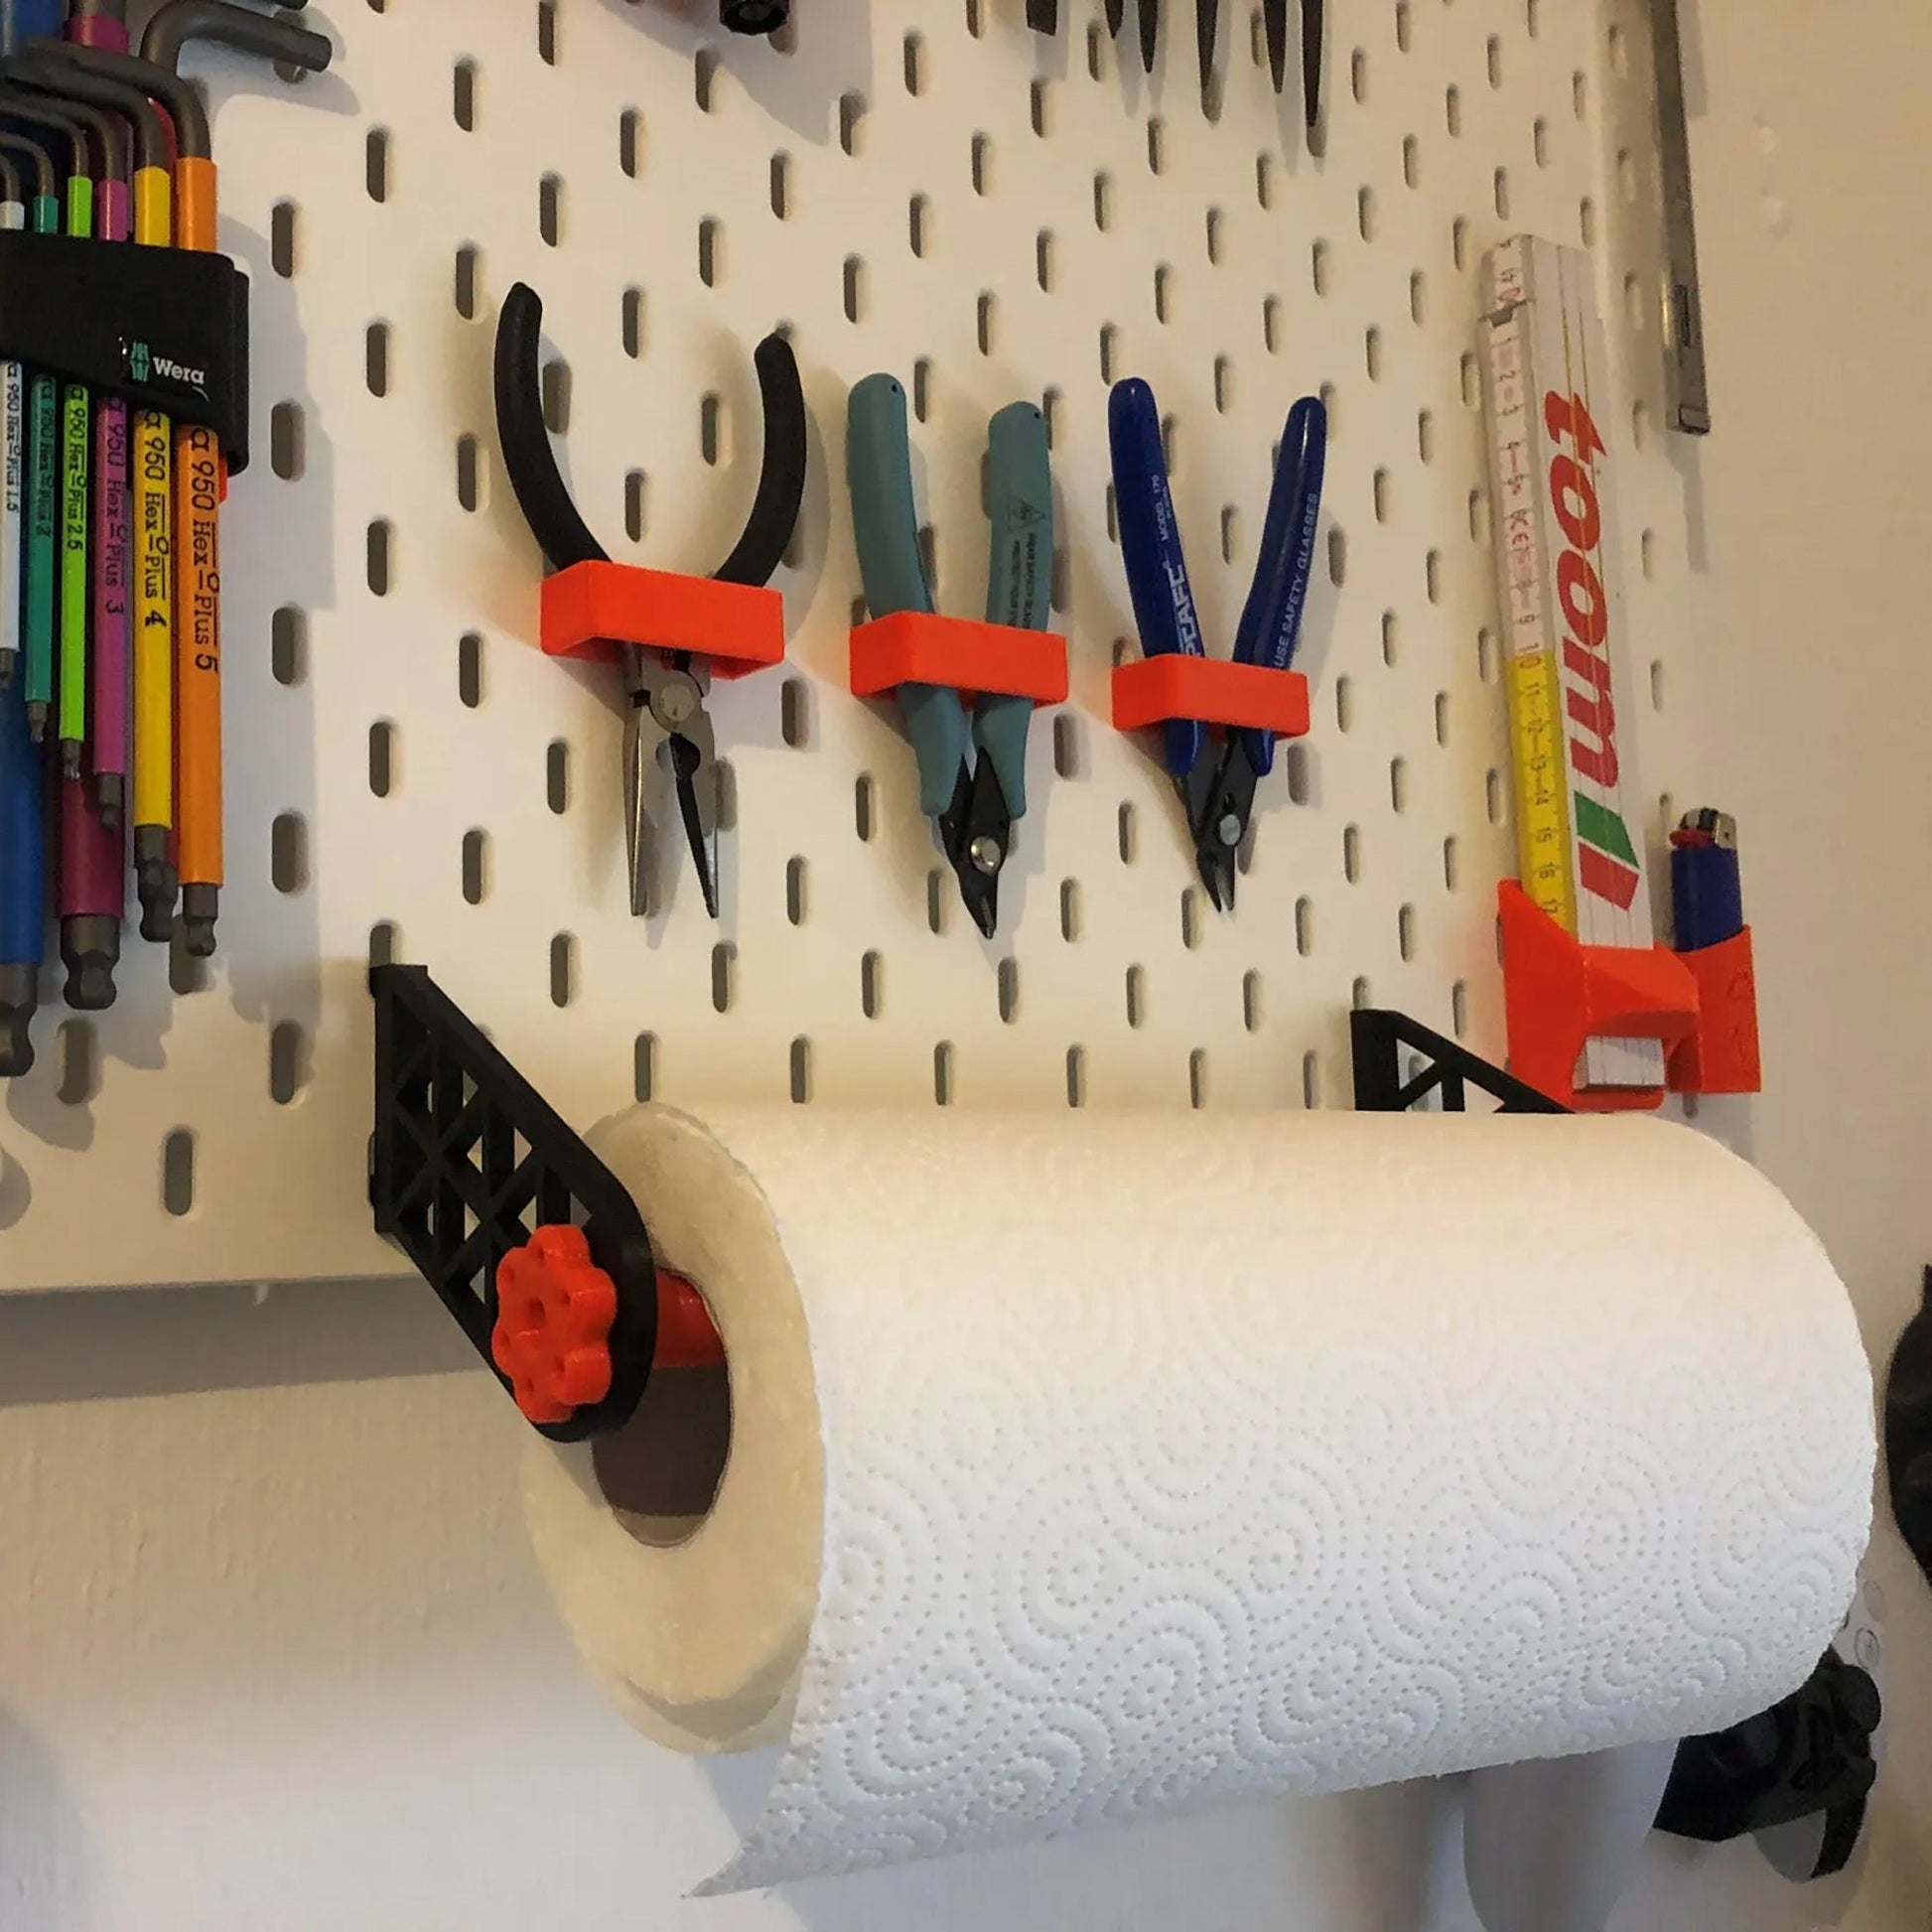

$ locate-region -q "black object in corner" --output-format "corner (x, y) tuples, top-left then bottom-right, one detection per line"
(720, 0), (788, 32)
(1884, 1266), (1932, 1588)
(1349, 1009), (1569, 1114)
(1656, 1648), (1879, 1875)
(0, 229), (250, 469)
(368, 964), (657, 1441)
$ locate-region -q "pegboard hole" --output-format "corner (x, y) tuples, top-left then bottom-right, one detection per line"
(1445, 84), (1461, 138)
(1580, 197), (1596, 246)
(625, 471), (647, 542)
(1452, 217), (1468, 271)
(269, 400), (305, 481)
(1334, 674), (1354, 732)
(1220, 505), (1239, 565)
(861, 951), (884, 1020)
(1147, 117), (1166, 176)
(539, 174), (564, 246)
(542, 359), (571, 433)
(1099, 324), (1118, 384)
(1357, 186), (1377, 241)
(907, 195), (929, 257)
(1350, 46), (1367, 103)
(270, 812), (309, 894)
(160, 1130), (196, 1218)
(546, 740), (571, 814)
(1117, 800), (1137, 864)
(1205, 206), (1224, 264)
(1031, 78), (1051, 138)
(455, 244), (481, 320)
(998, 958), (1020, 1025)
(1641, 529), (1656, 579)
(456, 433), (483, 512)
(1574, 69), (1588, 119)
(839, 90), (866, 155)
(1403, 135), (1420, 190)
(366, 519), (393, 596)
(1534, 117), (1550, 167)
(1153, 263), (1173, 323)
(1059, 878), (1081, 942)
(1395, 0), (1411, 51)
(368, 921), (399, 970)
(843, 256), (865, 324)
(1352, 976), (1372, 1011)
(1342, 822), (1362, 883)
(453, 57), (477, 130)
(1327, 526), (1347, 585)
(551, 934), (577, 1009)
(1302, 1051), (1321, 1109)
(270, 199), (298, 276)
(1049, 713), (1085, 779)
(56, 1020), (96, 1107)
(1364, 326), (1382, 380)
(1285, 742), (1311, 805)
(1181, 888), (1200, 950)
(700, 394), (723, 466)
(912, 358), (933, 422)
(1381, 610), (1400, 667)
(1372, 468), (1390, 523)
(1650, 660), (1665, 713)
(268, 1022), (308, 1106)
(1188, 1050), (1208, 1110)
(903, 29), (926, 94)
(1485, 768), (1504, 824)
(1093, 170), (1113, 230)
(1256, 151), (1275, 209)
(1390, 756), (1408, 812)
(633, 1034), (657, 1101)
(537, 0), (558, 65)
(1125, 964), (1146, 1030)
(365, 127), (391, 203)
(933, 1041), (955, 1106)
(1444, 835), (1459, 892)
(786, 857), (808, 926)
(1295, 896), (1313, 956)
(1399, 903), (1418, 962)
(1242, 971), (1263, 1034)
(461, 829), (489, 904)
(272, 606), (307, 687)
(789, 1038), (812, 1103)
(972, 132), (993, 196)
(695, 48), (720, 110)
(926, 869), (946, 936)
(364, 321), (391, 395)
(698, 216), (722, 287)
(1425, 547), (1443, 604)
(1410, 270), (1427, 324)
(710, 943), (736, 1014)
(1493, 168), (1511, 219)
(1451, 981), (1468, 1038)
(978, 292), (997, 355)
(854, 774), (875, 843)
(1418, 407), (1436, 462)
(368, 721), (396, 798)
(458, 631), (483, 707)
(780, 677), (811, 749)
(620, 108), (642, 178)
(1065, 1046), (1086, 1108)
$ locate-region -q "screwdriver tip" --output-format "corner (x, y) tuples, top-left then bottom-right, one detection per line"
(97, 774), (123, 830)
(0, 967), (36, 1078)
(135, 839), (178, 945)
(61, 916), (120, 1013)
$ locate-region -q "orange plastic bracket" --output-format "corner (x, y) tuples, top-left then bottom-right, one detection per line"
(1667, 927), (1762, 1096)
(849, 611), (1069, 704)
(539, 559), (785, 682)
(1111, 656), (1311, 738)
(1496, 881), (1700, 1112)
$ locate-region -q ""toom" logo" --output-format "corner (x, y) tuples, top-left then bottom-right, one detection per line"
(1544, 389), (1639, 911)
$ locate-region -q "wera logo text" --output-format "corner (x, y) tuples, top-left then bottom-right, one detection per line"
(1543, 389), (1638, 911)
(123, 340), (208, 398)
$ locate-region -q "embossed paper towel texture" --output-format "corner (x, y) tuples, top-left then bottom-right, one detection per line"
(566, 1109), (1873, 1892)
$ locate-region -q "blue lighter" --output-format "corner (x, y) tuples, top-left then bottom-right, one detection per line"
(1670, 809), (1744, 951)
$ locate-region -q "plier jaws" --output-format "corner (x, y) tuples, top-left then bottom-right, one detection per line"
(622, 648), (719, 919)
(940, 756), (1016, 940)
(1181, 736), (1260, 912)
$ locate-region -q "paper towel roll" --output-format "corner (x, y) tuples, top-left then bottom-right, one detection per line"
(523, 1107), (1872, 1892)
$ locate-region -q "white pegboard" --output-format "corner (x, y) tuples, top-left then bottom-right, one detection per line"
(0, 0), (1709, 1291)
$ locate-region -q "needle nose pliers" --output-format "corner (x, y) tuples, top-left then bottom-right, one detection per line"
(1109, 375), (1325, 912)
(493, 283), (805, 919)
(848, 374), (1054, 939)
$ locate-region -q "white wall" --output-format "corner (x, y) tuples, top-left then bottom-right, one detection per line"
(1, 3), (1928, 1926)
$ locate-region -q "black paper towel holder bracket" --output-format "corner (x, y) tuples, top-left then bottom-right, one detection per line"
(367, 962), (723, 1442)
